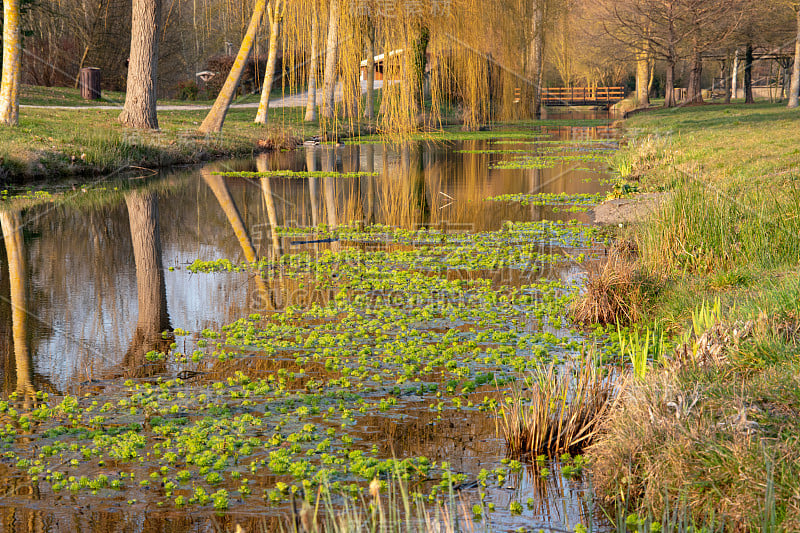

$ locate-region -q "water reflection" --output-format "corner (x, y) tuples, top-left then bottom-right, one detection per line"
(123, 190), (172, 378)
(0, 130), (611, 395)
(0, 124), (614, 531)
(0, 210), (34, 402)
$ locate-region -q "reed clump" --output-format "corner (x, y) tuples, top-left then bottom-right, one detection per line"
(570, 245), (661, 325)
(498, 358), (620, 458)
(282, 468), (476, 533)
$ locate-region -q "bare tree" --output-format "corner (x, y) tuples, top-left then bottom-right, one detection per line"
(598, 0), (743, 107)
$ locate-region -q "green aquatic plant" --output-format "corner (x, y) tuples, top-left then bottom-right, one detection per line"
(617, 325), (666, 381)
(486, 192), (605, 211)
(491, 153), (611, 170)
(212, 170), (380, 179)
(691, 297), (723, 338)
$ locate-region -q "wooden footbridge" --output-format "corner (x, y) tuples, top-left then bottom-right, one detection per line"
(541, 87), (626, 107)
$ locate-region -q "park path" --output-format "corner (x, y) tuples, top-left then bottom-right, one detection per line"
(21, 80), (384, 111)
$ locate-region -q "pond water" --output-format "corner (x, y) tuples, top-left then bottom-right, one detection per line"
(0, 114), (619, 532)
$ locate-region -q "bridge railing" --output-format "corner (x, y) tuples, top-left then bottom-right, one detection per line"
(540, 87), (626, 105)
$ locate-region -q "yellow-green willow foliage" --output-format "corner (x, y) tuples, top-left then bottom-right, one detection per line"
(201, 0), (546, 135)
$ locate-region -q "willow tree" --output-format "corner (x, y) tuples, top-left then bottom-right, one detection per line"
(120, 0), (161, 129)
(304, 0), (319, 121)
(255, 0), (287, 124)
(241, 0), (554, 132)
(363, 17), (376, 120)
(0, 0), (22, 125)
(199, 0), (267, 133)
(529, 0), (545, 117)
(321, 0), (340, 119)
(256, 155), (283, 259)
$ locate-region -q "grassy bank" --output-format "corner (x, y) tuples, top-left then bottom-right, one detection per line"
(0, 105), (318, 182)
(587, 103), (800, 529)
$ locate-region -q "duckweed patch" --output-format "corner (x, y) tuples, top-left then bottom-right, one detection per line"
(491, 153), (611, 170)
(212, 171), (380, 179)
(485, 193), (606, 212)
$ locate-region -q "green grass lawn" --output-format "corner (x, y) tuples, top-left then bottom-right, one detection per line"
(588, 102), (800, 529)
(18, 84), (296, 107)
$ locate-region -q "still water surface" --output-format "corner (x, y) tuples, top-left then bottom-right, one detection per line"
(0, 116), (617, 532)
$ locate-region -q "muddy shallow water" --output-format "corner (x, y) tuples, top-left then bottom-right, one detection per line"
(0, 115), (618, 532)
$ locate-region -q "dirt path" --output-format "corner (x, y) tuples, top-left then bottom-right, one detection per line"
(21, 81), (384, 111)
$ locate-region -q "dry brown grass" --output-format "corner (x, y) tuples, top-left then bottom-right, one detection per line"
(498, 358), (621, 457)
(587, 364), (800, 531)
(571, 247), (661, 325)
(257, 127), (303, 151)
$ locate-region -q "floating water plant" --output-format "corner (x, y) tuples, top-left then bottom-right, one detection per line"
(485, 192), (605, 211)
(212, 170), (380, 179)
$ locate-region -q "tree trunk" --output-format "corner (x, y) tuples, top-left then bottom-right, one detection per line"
(322, 148), (337, 227)
(304, 0), (319, 121)
(744, 44), (754, 104)
(254, 0), (284, 124)
(789, 9), (800, 108)
(123, 191), (171, 377)
(364, 20), (375, 120)
(664, 60), (675, 108)
(410, 25), (430, 118)
(635, 48), (650, 107)
(687, 50), (704, 104)
(202, 170), (259, 263)
(198, 0), (267, 133)
(306, 145), (320, 226)
(0, 210), (34, 397)
(731, 49), (739, 100)
(120, 0), (162, 129)
(362, 144), (374, 223)
(724, 52), (733, 104)
(0, 0), (22, 126)
(782, 64), (791, 101)
(256, 154), (282, 259)
(321, 0), (340, 119)
(321, 147), (340, 252)
(202, 167), (272, 306)
(528, 0), (545, 118)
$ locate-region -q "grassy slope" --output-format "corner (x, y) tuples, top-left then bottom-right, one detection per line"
(589, 103), (800, 529)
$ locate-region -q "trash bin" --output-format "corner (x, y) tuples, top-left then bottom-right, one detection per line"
(79, 67), (101, 100)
